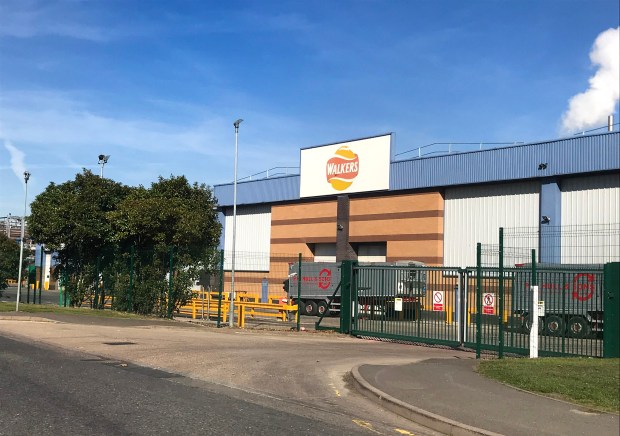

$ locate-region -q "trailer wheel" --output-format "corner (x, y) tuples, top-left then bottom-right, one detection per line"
(316, 301), (328, 317)
(524, 314), (543, 334)
(567, 316), (591, 339)
(304, 300), (318, 316)
(296, 299), (307, 316)
(544, 315), (565, 336)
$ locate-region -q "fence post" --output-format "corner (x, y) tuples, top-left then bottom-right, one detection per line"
(499, 227), (504, 359)
(167, 246), (174, 319)
(217, 249), (224, 328)
(340, 260), (354, 334)
(476, 243), (482, 359)
(38, 247), (44, 305)
(529, 249), (539, 358)
(94, 255), (100, 309)
(603, 262), (619, 358)
(297, 253), (302, 332)
(128, 245), (134, 312)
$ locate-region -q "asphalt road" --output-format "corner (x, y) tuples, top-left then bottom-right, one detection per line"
(0, 334), (375, 436)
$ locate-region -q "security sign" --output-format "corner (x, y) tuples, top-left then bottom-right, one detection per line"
(483, 293), (495, 315)
(432, 290), (444, 311)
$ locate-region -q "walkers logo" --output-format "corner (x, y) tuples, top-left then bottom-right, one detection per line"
(325, 146), (359, 191)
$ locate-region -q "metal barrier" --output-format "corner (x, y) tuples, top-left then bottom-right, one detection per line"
(465, 266), (605, 358)
(351, 264), (462, 348)
(177, 291), (299, 327)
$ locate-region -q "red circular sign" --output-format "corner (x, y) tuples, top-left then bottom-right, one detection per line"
(318, 268), (331, 290)
(572, 273), (595, 301)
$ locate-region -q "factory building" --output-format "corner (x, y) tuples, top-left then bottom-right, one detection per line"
(213, 131), (619, 299)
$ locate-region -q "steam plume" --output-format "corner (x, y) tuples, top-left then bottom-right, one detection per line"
(4, 141), (28, 189)
(561, 27), (619, 133)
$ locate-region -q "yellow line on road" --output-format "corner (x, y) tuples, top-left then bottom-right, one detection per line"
(328, 383), (341, 397)
(352, 419), (382, 434)
(394, 429), (415, 435)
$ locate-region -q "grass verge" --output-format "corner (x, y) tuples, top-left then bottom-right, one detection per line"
(0, 301), (147, 319)
(477, 357), (620, 413)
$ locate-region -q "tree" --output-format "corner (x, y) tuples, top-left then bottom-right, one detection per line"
(28, 170), (131, 306)
(109, 175), (221, 315)
(0, 234), (20, 291)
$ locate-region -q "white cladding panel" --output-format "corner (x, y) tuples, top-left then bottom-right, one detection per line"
(224, 205), (271, 271)
(561, 174), (620, 263)
(358, 243), (387, 262)
(314, 243), (336, 262)
(444, 182), (540, 267)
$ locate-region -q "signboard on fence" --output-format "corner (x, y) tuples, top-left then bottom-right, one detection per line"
(394, 297), (403, 312)
(483, 293), (495, 315)
(433, 290), (444, 311)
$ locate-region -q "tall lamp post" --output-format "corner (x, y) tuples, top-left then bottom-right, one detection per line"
(98, 154), (110, 178)
(16, 171), (31, 312)
(230, 118), (243, 327)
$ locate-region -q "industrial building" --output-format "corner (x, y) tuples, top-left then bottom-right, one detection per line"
(213, 131), (620, 299)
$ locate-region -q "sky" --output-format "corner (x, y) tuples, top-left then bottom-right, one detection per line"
(1, 0), (619, 218)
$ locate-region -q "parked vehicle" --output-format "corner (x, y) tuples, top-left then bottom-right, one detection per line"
(512, 264), (604, 338)
(283, 261), (426, 317)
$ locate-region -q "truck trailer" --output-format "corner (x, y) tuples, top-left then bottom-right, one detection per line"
(283, 261), (426, 317)
(512, 264), (604, 338)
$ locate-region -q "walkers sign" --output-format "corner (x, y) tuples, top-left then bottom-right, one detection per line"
(300, 134), (391, 198)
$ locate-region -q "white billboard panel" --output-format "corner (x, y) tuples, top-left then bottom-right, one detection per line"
(300, 134), (391, 198)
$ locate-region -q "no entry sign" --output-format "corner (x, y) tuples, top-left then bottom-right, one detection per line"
(432, 290), (444, 311)
(483, 293), (495, 315)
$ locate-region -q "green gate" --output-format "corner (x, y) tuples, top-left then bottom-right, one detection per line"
(350, 263), (463, 347)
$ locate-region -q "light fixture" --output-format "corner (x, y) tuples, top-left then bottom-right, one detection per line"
(98, 154), (111, 178)
(541, 216), (550, 224)
(538, 163), (547, 170)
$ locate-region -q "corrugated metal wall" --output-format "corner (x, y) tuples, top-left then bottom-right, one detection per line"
(444, 181), (540, 267)
(214, 132), (619, 207)
(391, 132), (620, 191)
(561, 173), (620, 263)
(223, 205), (271, 271)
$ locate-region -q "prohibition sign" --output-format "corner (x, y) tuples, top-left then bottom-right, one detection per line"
(483, 293), (495, 315)
(483, 294), (494, 306)
(432, 290), (444, 311)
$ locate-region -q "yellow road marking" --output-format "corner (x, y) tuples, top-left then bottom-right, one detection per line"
(352, 419), (382, 434)
(395, 429), (415, 435)
(329, 383), (341, 397)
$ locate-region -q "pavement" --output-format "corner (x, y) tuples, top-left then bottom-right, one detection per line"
(0, 308), (618, 436)
(351, 359), (619, 436)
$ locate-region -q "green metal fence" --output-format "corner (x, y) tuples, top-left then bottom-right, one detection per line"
(472, 226), (610, 358)
(351, 264), (462, 347)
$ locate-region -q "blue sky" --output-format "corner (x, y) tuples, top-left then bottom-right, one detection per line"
(1, 0), (619, 218)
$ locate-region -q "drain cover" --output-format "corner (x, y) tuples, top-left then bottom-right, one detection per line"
(103, 341), (136, 346)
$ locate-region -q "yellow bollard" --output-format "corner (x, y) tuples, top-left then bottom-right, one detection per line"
(239, 305), (245, 328)
(503, 309), (509, 323)
(446, 306), (453, 324)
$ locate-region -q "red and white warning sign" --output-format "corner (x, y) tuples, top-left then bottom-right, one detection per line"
(432, 290), (444, 311)
(483, 293), (495, 315)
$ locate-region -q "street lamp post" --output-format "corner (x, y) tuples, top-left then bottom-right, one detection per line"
(230, 118), (243, 327)
(16, 171), (31, 312)
(98, 154), (110, 178)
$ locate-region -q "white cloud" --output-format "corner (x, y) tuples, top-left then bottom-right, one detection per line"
(3, 141), (28, 188)
(561, 27), (620, 133)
